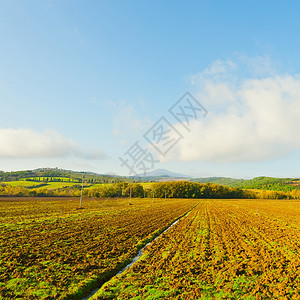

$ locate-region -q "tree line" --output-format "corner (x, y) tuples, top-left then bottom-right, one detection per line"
(1, 181), (299, 199)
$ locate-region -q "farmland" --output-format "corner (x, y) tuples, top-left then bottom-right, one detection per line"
(0, 197), (197, 299)
(2, 197), (300, 299)
(94, 199), (300, 299)
(2, 181), (46, 187)
(1, 180), (83, 191)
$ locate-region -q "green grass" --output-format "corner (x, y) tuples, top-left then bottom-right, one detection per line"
(35, 182), (82, 190)
(2, 181), (43, 187)
(1, 181), (81, 190)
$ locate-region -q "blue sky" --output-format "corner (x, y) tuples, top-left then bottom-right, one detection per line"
(1, 0), (300, 178)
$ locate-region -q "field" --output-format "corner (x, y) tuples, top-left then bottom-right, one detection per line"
(0, 197), (197, 299)
(1, 181), (45, 187)
(2, 198), (300, 300)
(93, 199), (300, 300)
(36, 181), (81, 190)
(1, 180), (81, 190)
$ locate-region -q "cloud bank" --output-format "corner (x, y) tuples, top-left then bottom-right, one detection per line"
(169, 57), (300, 163)
(0, 128), (106, 160)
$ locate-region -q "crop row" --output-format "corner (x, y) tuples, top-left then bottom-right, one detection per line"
(94, 199), (300, 299)
(0, 197), (198, 299)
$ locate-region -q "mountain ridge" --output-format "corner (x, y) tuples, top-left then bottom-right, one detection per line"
(135, 168), (191, 178)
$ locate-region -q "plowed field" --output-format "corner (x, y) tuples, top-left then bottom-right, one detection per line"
(94, 199), (300, 300)
(0, 197), (197, 299)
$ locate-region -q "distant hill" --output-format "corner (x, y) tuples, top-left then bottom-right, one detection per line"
(191, 177), (244, 185)
(0, 168), (124, 184)
(136, 168), (190, 178)
(130, 169), (191, 181)
(191, 176), (300, 192)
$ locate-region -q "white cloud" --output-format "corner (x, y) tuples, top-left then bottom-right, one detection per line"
(0, 128), (106, 160)
(166, 57), (300, 163)
(201, 59), (236, 76)
(242, 55), (276, 77)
